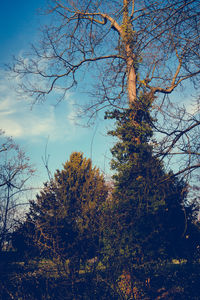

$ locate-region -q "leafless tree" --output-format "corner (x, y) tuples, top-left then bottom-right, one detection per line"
(0, 131), (34, 250)
(10, 0), (200, 178)
(151, 95), (200, 186)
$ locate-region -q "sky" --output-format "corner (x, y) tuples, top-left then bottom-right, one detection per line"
(0, 0), (113, 190)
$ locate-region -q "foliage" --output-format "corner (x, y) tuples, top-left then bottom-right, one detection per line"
(29, 152), (108, 273)
(0, 128), (199, 298)
(0, 257), (118, 300)
(12, 219), (40, 259)
(102, 97), (200, 297)
(1, 256), (200, 299)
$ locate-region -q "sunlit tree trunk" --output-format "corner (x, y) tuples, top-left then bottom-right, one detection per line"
(122, 0), (137, 106)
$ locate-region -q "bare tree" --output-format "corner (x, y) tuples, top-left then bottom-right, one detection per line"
(0, 131), (34, 250)
(10, 0), (200, 177)
(151, 95), (200, 185)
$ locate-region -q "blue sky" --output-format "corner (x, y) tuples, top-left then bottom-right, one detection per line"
(0, 0), (113, 189)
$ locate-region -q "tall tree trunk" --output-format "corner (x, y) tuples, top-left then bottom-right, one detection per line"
(122, 0), (137, 106)
(126, 45), (137, 106)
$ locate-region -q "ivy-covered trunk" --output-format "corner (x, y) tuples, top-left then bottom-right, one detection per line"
(122, 0), (137, 106)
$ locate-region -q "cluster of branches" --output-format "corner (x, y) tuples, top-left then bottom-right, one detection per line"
(10, 0), (200, 185)
(0, 131), (34, 250)
(152, 96), (200, 180)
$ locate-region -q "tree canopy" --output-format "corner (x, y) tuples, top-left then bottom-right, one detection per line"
(13, 0), (200, 105)
(28, 152), (108, 271)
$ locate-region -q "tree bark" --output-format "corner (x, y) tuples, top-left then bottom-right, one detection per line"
(122, 0), (137, 106)
(126, 45), (137, 106)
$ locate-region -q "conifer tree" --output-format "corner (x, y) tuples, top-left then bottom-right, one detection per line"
(29, 152), (108, 275)
(103, 96), (200, 298)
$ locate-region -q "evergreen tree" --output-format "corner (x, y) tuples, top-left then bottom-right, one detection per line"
(103, 96), (200, 298)
(29, 152), (108, 275)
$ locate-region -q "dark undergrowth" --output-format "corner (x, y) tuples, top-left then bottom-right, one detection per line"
(0, 254), (200, 299)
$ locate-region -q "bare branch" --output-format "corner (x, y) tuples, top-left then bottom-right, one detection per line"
(0, 132), (34, 250)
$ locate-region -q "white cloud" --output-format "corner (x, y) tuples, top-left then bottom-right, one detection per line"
(184, 100), (199, 115)
(0, 70), (80, 141)
(173, 85), (199, 116)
